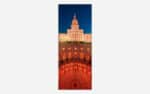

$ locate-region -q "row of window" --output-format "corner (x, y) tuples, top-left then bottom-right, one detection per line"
(60, 47), (90, 51)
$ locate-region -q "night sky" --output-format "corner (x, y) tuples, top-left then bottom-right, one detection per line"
(59, 4), (91, 34)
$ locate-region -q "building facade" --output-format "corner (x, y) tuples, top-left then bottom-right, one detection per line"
(59, 14), (91, 43)
(59, 14), (92, 89)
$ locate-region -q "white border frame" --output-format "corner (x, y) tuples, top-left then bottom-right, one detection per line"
(57, 1), (95, 94)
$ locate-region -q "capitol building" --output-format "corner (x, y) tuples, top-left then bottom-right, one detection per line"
(59, 14), (91, 43)
(59, 14), (92, 89)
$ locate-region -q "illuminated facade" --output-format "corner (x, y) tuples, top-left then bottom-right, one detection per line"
(59, 14), (91, 43)
(59, 17), (92, 89)
(59, 7), (92, 89)
(59, 42), (92, 89)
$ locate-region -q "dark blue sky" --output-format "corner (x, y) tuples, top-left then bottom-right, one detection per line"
(59, 4), (91, 34)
